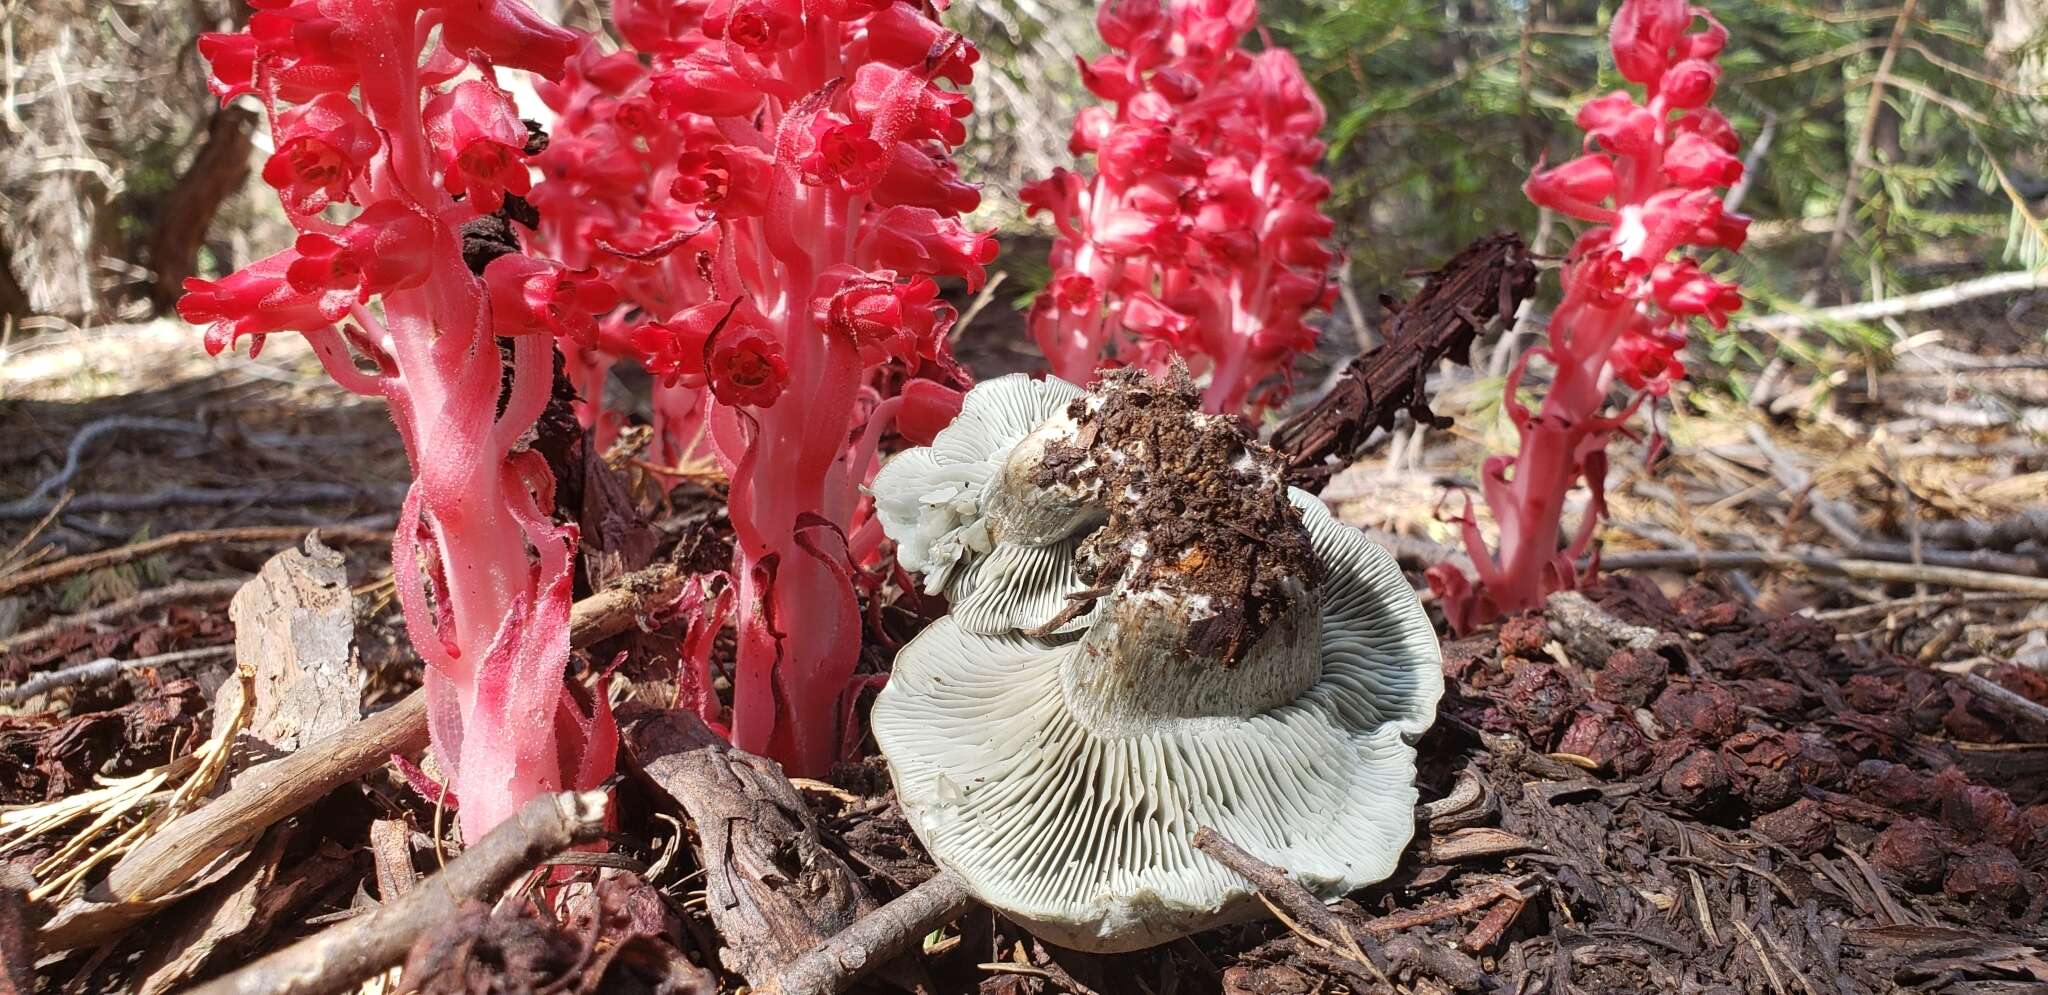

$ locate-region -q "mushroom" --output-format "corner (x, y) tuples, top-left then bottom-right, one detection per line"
(871, 372), (1106, 636)
(872, 370), (1442, 953)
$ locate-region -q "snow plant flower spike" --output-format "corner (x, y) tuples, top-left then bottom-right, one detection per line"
(528, 0), (993, 775)
(183, 0), (618, 841)
(1023, 0), (1338, 418)
(1425, 0), (1748, 634)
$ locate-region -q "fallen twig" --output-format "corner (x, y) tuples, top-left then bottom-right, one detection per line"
(758, 872), (978, 995)
(1920, 508), (2048, 552)
(1957, 672), (2048, 728)
(1598, 548), (2048, 597)
(179, 791), (609, 995)
(0, 483), (409, 521)
(1359, 873), (1543, 938)
(0, 577), (247, 654)
(1191, 826), (1395, 986)
(1, 417), (206, 518)
(0, 645), (233, 706)
(0, 524), (388, 598)
(89, 690), (429, 919)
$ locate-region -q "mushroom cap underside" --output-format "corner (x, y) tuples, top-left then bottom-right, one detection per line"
(871, 373), (1097, 634)
(872, 489), (1442, 952)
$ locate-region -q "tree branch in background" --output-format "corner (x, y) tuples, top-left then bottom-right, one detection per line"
(1272, 232), (1538, 493)
(143, 105), (257, 311)
(1740, 269), (2048, 334)
(0, 230), (30, 320)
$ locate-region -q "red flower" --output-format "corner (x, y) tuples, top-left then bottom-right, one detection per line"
(1663, 130), (1743, 188)
(849, 63), (971, 147)
(862, 4), (976, 84)
(1651, 259), (1742, 328)
(872, 142), (981, 214)
(435, 0), (583, 80)
(426, 80), (532, 212)
(860, 207), (998, 290)
(1525, 154), (1618, 222)
(483, 256), (620, 343)
(263, 93), (380, 215)
(179, 249), (333, 357)
(1611, 324), (1687, 394)
(802, 119), (889, 192)
(706, 326), (789, 408)
(198, 32), (257, 104)
(651, 52), (764, 119)
(895, 378), (963, 445)
(671, 144), (773, 219)
(709, 0), (801, 52)
(284, 203), (434, 318)
(823, 271), (946, 364)
(1610, 0), (1691, 85)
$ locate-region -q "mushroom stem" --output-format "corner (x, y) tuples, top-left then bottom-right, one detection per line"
(1064, 588), (1323, 731)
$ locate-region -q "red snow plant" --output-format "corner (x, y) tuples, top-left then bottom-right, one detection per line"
(184, 0), (616, 840)
(526, 0), (991, 775)
(1025, 0), (1337, 418)
(1427, 0), (1747, 633)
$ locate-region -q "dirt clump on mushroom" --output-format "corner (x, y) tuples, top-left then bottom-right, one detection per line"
(1036, 368), (1322, 666)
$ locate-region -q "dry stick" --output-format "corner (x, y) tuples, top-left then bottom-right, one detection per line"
(758, 872), (978, 995)
(0, 577), (247, 653)
(51, 563), (684, 951)
(1598, 548), (2048, 597)
(0, 482), (409, 521)
(0, 645), (233, 706)
(0, 525), (388, 598)
(180, 791), (609, 995)
(1190, 827), (1394, 986)
(1958, 672), (2048, 727)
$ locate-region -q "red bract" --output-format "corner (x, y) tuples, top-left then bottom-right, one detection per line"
(528, 0), (987, 776)
(1024, 0), (1336, 418)
(187, 0), (616, 842)
(1426, 0), (1748, 634)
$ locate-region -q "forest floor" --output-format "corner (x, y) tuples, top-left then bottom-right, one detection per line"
(3, 267), (2047, 994)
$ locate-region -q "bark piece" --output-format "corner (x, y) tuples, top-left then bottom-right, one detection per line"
(629, 710), (877, 987)
(211, 535), (363, 757)
(130, 828), (354, 995)
(1272, 231), (1537, 492)
(0, 866), (41, 995)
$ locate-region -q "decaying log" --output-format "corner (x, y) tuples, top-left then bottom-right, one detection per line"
(629, 711), (880, 988)
(1272, 232), (1537, 492)
(179, 791), (610, 995)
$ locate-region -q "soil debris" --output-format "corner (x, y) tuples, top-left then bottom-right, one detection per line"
(1041, 367), (1320, 666)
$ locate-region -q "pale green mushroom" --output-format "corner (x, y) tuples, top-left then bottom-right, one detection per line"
(872, 372), (1442, 953)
